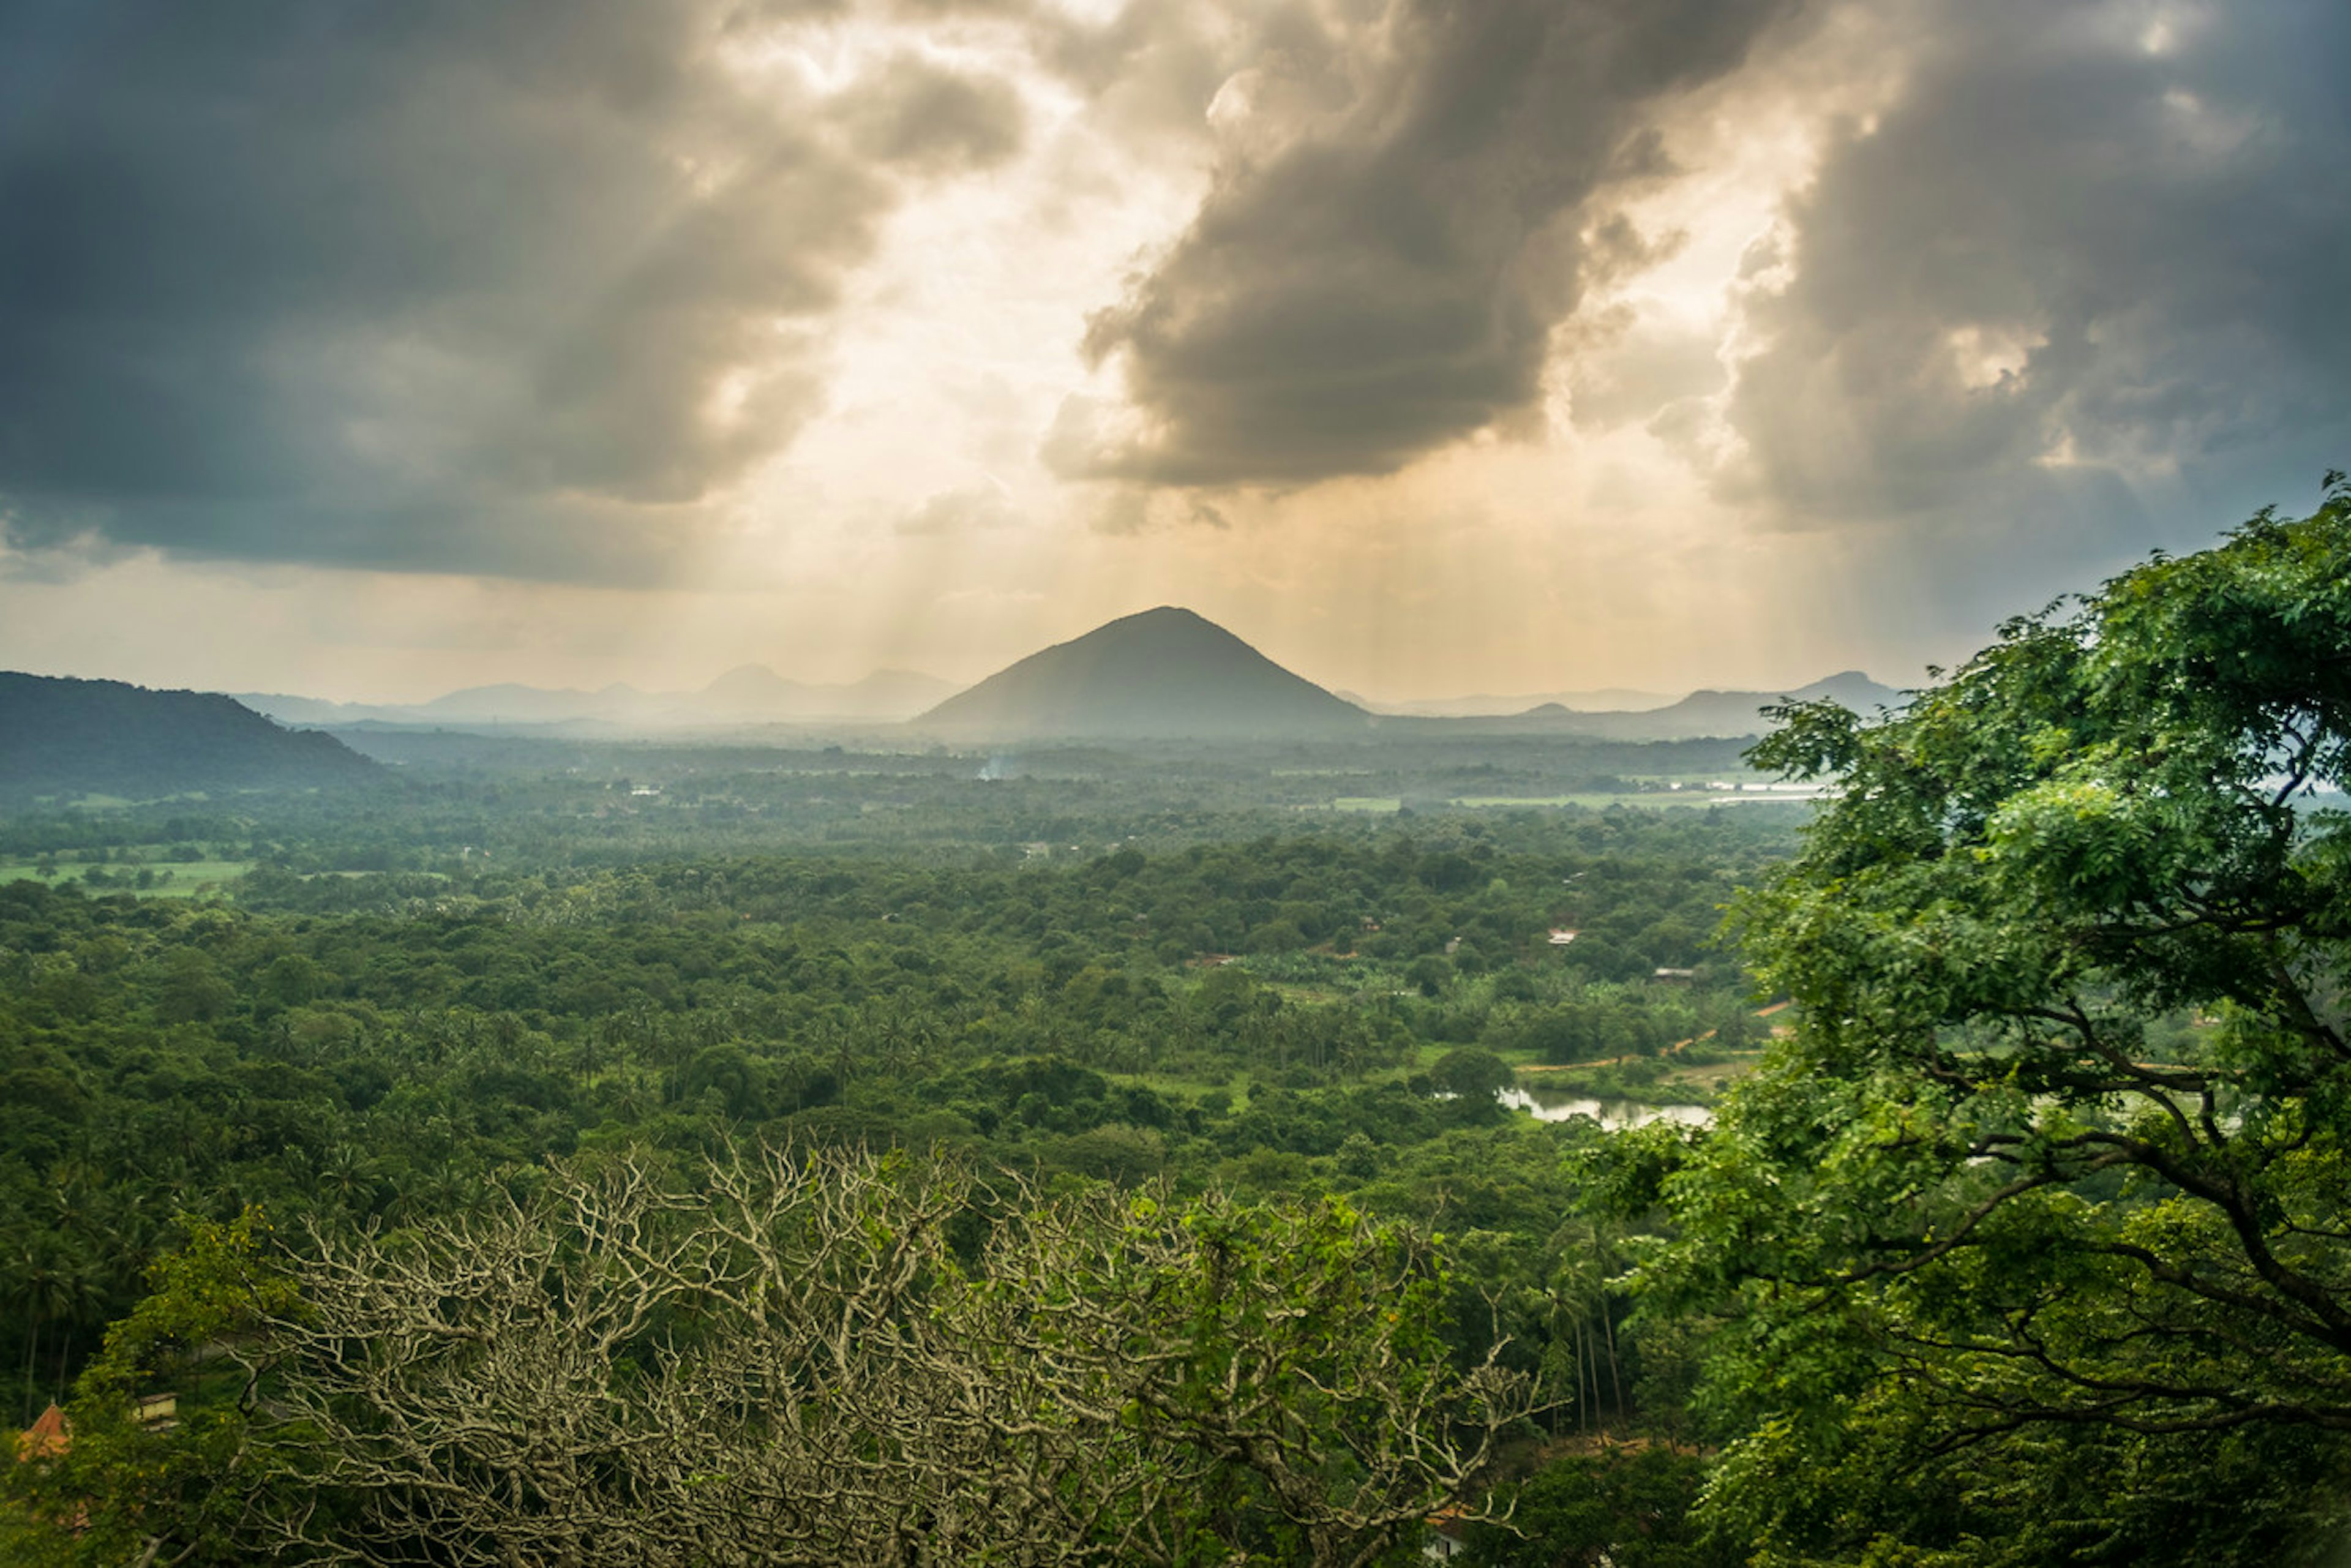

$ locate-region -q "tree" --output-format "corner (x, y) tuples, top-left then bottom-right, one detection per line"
(1462, 1444), (1731, 1568)
(1641, 476), (2351, 1561)
(2, 1210), (296, 1567)
(247, 1145), (1531, 1567)
(1430, 1047), (1515, 1102)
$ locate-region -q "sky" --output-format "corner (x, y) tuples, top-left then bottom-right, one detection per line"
(1, 0), (2344, 704)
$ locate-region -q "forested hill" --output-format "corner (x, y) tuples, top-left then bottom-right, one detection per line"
(0, 672), (383, 802)
(915, 606), (1370, 738)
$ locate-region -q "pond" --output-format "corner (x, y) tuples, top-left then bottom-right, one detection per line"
(1498, 1086), (1712, 1131)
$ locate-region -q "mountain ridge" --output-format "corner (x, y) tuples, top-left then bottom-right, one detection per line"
(198, 625), (1899, 748)
(239, 666), (956, 730)
(1473, 670), (1903, 740)
(0, 672), (383, 802)
(1343, 686), (1680, 718)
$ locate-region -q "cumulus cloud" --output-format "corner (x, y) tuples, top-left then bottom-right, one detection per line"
(0, 0), (1021, 581)
(1056, 0), (1799, 487)
(841, 53), (1027, 173)
(6, 0), (2342, 620)
(896, 478), (1023, 535)
(1712, 0), (2351, 535)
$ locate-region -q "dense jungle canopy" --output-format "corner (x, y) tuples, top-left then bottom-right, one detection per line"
(7, 478), (2351, 1564)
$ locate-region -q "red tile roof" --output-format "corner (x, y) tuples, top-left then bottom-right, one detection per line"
(15, 1403), (70, 1460)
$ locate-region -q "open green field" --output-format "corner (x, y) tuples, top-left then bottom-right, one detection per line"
(1452, 789), (1826, 809)
(1449, 793), (1693, 808)
(0, 860), (252, 898)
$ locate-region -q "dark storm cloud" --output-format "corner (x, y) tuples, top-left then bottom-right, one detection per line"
(1718, 0), (2351, 538)
(1056, 0), (1799, 487)
(0, 0), (1016, 580)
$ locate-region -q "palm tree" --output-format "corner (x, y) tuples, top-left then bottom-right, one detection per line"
(14, 1234), (99, 1422)
(318, 1141), (382, 1218)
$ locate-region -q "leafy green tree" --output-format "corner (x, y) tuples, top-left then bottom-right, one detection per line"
(154, 953), (234, 1026)
(2, 1210), (296, 1566)
(1643, 476), (2351, 1560)
(1430, 1047), (1514, 1101)
(1409, 955), (1452, 999)
(1464, 1445), (1731, 1568)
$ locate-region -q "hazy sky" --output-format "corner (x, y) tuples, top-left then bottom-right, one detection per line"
(1, 0), (2344, 702)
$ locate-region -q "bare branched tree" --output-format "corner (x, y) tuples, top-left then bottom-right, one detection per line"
(250, 1145), (1527, 1567)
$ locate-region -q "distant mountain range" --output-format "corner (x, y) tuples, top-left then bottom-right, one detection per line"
(1460, 670), (1903, 740)
(0, 673), (381, 802)
(97, 609), (1903, 752)
(915, 606), (1371, 739)
(239, 666), (956, 730)
(1340, 688), (1678, 718)
(913, 609), (1899, 742)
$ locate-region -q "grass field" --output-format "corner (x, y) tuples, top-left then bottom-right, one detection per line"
(1452, 787), (1828, 809)
(0, 860), (253, 898)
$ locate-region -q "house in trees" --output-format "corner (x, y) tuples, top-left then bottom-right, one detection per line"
(1422, 1507), (1471, 1559)
(14, 1403), (69, 1461)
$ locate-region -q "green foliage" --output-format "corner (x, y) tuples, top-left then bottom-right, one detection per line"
(1465, 1444), (1733, 1568)
(1646, 476), (2351, 1561)
(0, 813), (1766, 1437)
(0, 716), (1809, 1557)
(2, 1210), (296, 1566)
(1431, 1047), (1516, 1100)
(0, 673), (382, 808)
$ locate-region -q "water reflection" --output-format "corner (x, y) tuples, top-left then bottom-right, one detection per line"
(1498, 1087), (1712, 1131)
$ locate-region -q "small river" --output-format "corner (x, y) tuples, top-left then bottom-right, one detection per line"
(1498, 1087), (1712, 1131)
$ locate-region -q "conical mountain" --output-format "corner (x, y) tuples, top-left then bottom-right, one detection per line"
(916, 607), (1368, 739)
